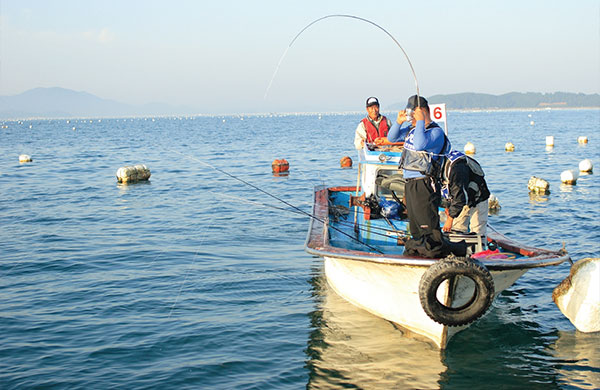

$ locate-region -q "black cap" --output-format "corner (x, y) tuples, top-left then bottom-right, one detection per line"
(406, 95), (429, 110)
(366, 97), (380, 107)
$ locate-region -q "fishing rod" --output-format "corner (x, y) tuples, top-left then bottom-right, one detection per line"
(223, 192), (408, 240)
(264, 14), (421, 106)
(168, 149), (384, 254)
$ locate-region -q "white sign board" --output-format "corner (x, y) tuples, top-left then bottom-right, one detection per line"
(429, 103), (448, 134)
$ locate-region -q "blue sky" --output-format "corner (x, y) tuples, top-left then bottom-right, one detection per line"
(1, 0), (598, 113)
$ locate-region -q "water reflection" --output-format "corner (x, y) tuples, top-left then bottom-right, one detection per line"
(548, 330), (600, 389)
(528, 192), (550, 204)
(116, 180), (152, 192)
(306, 274), (446, 389)
(559, 184), (576, 193)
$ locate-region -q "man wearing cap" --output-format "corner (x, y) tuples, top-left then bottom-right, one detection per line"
(354, 97), (392, 149)
(387, 95), (458, 258)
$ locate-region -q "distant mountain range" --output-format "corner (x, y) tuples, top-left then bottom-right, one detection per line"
(0, 87), (197, 119)
(389, 92), (600, 110)
(0, 88), (598, 119)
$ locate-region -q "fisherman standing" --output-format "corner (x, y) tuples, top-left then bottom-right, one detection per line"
(387, 95), (453, 258)
(354, 97), (392, 149)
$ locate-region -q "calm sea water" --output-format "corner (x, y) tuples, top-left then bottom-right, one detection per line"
(1, 109), (598, 389)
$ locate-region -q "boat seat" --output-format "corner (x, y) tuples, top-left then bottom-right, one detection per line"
(376, 173), (406, 199)
(445, 231), (486, 253)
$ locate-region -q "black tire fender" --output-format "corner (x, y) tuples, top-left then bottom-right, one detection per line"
(419, 256), (495, 326)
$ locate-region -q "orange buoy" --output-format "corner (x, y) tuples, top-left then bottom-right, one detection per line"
(340, 156), (353, 168)
(272, 159), (289, 174)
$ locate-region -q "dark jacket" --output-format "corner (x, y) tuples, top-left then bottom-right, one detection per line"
(442, 155), (490, 218)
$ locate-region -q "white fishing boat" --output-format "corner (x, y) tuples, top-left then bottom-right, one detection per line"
(305, 132), (570, 349)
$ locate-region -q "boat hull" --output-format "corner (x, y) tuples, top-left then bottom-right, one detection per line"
(323, 255), (527, 348)
(306, 184), (569, 348)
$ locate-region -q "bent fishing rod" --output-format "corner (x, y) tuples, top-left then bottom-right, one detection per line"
(168, 149), (384, 254)
(265, 14), (422, 108)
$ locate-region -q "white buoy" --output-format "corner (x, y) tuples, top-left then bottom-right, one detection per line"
(488, 194), (501, 211)
(19, 154), (32, 163)
(464, 142), (476, 155)
(553, 258), (600, 333)
(579, 159), (593, 173)
(577, 136), (588, 144)
(116, 164), (151, 183)
(546, 136), (554, 146)
(560, 169), (578, 185)
(530, 121), (535, 125)
(505, 142), (515, 152)
(528, 176), (550, 193)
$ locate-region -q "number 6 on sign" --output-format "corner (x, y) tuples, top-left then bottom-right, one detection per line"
(429, 103), (448, 134)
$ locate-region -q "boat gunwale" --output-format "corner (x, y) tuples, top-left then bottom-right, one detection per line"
(304, 185), (570, 270)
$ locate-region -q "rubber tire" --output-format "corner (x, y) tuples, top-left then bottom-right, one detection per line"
(419, 256), (495, 326)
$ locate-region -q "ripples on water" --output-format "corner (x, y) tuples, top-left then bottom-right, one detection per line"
(0, 110), (598, 389)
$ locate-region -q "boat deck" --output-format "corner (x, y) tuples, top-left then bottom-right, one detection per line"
(307, 185), (570, 270)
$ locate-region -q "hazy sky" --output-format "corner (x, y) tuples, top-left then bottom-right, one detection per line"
(1, 0), (598, 113)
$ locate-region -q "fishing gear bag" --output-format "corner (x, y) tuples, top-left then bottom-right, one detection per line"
(378, 198), (406, 219)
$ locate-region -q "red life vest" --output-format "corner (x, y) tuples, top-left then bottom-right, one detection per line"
(362, 116), (389, 142)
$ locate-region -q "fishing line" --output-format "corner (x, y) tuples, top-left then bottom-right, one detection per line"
(264, 14), (420, 101)
(167, 148), (383, 253)
(220, 192), (311, 215)
(169, 219), (215, 318)
(221, 192), (405, 240)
